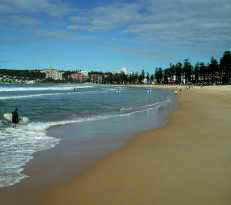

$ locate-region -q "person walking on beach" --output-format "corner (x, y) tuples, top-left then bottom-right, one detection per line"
(12, 107), (19, 127)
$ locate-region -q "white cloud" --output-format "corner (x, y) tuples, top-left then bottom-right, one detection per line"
(0, 0), (73, 16)
(1, 0), (231, 47)
(64, 0), (231, 45)
(68, 2), (143, 32)
(0, 15), (41, 27)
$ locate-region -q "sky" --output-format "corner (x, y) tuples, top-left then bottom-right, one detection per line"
(0, 0), (230, 73)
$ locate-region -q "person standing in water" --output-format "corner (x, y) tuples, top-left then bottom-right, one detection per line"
(12, 108), (19, 127)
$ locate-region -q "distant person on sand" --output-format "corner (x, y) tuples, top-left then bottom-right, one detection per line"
(12, 107), (19, 126)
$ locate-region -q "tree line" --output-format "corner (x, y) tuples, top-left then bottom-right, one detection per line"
(155, 51), (231, 85)
(1, 50), (230, 85)
(87, 70), (154, 84)
(0, 69), (45, 80)
(88, 50), (231, 85)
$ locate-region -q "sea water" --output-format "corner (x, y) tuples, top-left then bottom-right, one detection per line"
(0, 84), (176, 188)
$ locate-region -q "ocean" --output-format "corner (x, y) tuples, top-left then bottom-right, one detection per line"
(0, 84), (176, 188)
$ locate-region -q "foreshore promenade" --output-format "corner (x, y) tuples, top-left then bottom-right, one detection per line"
(39, 85), (231, 205)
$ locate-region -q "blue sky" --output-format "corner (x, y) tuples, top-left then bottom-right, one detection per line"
(0, 0), (230, 73)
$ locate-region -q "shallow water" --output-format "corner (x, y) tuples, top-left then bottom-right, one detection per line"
(0, 84), (176, 187)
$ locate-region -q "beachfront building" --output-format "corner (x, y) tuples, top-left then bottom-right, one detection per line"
(69, 73), (83, 81)
(89, 73), (103, 83)
(67, 70), (88, 82)
(41, 69), (63, 80)
(68, 71), (88, 82)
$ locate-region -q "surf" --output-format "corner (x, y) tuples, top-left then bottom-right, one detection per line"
(0, 85), (93, 92)
(3, 113), (29, 124)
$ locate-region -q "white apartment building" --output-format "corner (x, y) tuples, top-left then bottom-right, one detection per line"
(41, 69), (63, 80)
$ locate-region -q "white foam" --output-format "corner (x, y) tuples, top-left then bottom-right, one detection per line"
(0, 87), (114, 100)
(120, 107), (133, 112)
(0, 122), (60, 188)
(0, 85), (93, 92)
(0, 92), (73, 100)
(119, 99), (171, 114)
(0, 116), (114, 188)
(0, 97), (173, 188)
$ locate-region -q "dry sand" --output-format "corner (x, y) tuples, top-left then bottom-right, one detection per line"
(40, 87), (231, 205)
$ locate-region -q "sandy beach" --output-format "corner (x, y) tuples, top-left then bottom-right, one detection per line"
(39, 86), (231, 205)
(1, 86), (231, 205)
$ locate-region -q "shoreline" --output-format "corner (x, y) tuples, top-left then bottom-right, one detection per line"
(0, 87), (175, 205)
(1, 86), (231, 204)
(42, 86), (231, 205)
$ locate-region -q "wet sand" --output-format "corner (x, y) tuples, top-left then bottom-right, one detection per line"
(42, 87), (231, 205)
